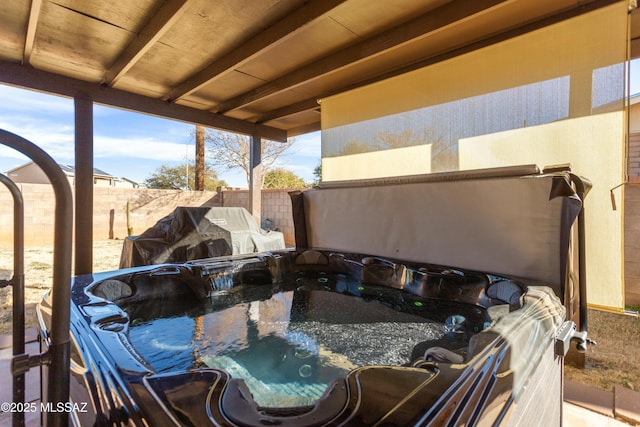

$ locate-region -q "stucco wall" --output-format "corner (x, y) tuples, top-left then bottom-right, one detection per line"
(0, 185), (298, 247)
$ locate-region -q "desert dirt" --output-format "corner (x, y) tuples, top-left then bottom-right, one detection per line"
(0, 239), (639, 393)
(0, 239), (123, 335)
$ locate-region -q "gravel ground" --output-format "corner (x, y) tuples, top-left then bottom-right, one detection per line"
(0, 239), (124, 335)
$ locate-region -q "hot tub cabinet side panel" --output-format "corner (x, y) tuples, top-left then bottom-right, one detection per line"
(498, 344), (563, 427)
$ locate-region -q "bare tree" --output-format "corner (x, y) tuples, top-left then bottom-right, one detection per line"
(205, 130), (296, 187)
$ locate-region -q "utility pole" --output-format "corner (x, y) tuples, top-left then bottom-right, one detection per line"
(195, 124), (205, 191)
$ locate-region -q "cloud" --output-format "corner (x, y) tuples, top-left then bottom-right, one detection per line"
(0, 84), (321, 183)
(0, 117), (75, 161)
(291, 132), (321, 158)
(94, 135), (194, 162)
(0, 85), (73, 115)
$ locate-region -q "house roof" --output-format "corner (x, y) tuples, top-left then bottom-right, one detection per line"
(7, 161), (114, 178)
(0, 0), (633, 141)
(58, 164), (114, 178)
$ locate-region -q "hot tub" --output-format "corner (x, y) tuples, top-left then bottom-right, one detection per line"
(37, 165), (591, 426)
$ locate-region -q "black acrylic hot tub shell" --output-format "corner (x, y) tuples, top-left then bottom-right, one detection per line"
(37, 249), (566, 427)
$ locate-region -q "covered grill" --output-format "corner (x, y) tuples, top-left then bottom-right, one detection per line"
(119, 206), (285, 268)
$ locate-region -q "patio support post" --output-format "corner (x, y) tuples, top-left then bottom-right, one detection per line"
(74, 94), (93, 275)
(249, 134), (262, 224)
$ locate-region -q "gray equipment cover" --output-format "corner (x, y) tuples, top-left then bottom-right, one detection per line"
(119, 207), (285, 268)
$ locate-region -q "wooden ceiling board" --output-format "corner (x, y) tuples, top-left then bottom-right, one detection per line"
(231, 85), (315, 119)
(34, 1), (134, 73)
(242, 0), (603, 115)
(51, 0), (162, 33)
(0, 1), (29, 61)
(184, 69), (267, 106)
(156, 0), (302, 72)
(113, 41), (210, 95)
(231, 0), (450, 80)
(116, 0), (301, 97)
(110, 73), (169, 99)
(264, 109), (320, 130)
(0, 0), (622, 137)
(325, 0), (452, 38)
(236, 15), (359, 82)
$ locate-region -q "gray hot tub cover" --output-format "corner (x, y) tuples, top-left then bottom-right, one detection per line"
(119, 206), (285, 268)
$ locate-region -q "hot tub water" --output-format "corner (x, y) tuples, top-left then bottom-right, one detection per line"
(127, 271), (477, 407)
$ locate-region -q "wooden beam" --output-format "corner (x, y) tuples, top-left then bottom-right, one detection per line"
(212, 0), (508, 113)
(102, 0), (191, 86)
(254, 0), (622, 124)
(0, 60), (287, 142)
(254, 98), (320, 124)
(286, 121), (321, 137)
(23, 0), (43, 65)
(164, 0), (347, 102)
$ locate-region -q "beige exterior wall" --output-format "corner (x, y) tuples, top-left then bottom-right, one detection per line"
(318, 4), (628, 309)
(459, 112), (625, 310)
(93, 176), (114, 187)
(322, 145), (432, 181)
(113, 179), (137, 189)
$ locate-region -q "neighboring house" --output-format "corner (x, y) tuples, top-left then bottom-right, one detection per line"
(6, 161), (120, 187)
(113, 177), (140, 189)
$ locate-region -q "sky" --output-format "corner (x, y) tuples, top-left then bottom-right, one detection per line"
(2, 59), (640, 186)
(0, 84), (321, 188)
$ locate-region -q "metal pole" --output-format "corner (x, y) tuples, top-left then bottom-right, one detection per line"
(249, 134), (262, 224)
(0, 173), (25, 427)
(0, 129), (73, 427)
(195, 125), (205, 191)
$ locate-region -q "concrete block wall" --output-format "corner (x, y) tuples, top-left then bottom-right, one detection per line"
(0, 183), (220, 246)
(0, 183), (57, 246)
(220, 188), (299, 245)
(0, 184), (298, 247)
(630, 133), (640, 177)
(625, 182), (640, 305)
(96, 187), (220, 240)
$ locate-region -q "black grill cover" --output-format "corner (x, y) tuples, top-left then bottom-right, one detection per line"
(119, 207), (285, 268)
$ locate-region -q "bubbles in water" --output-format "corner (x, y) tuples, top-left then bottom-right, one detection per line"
(298, 364), (313, 378)
(295, 349), (313, 359)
